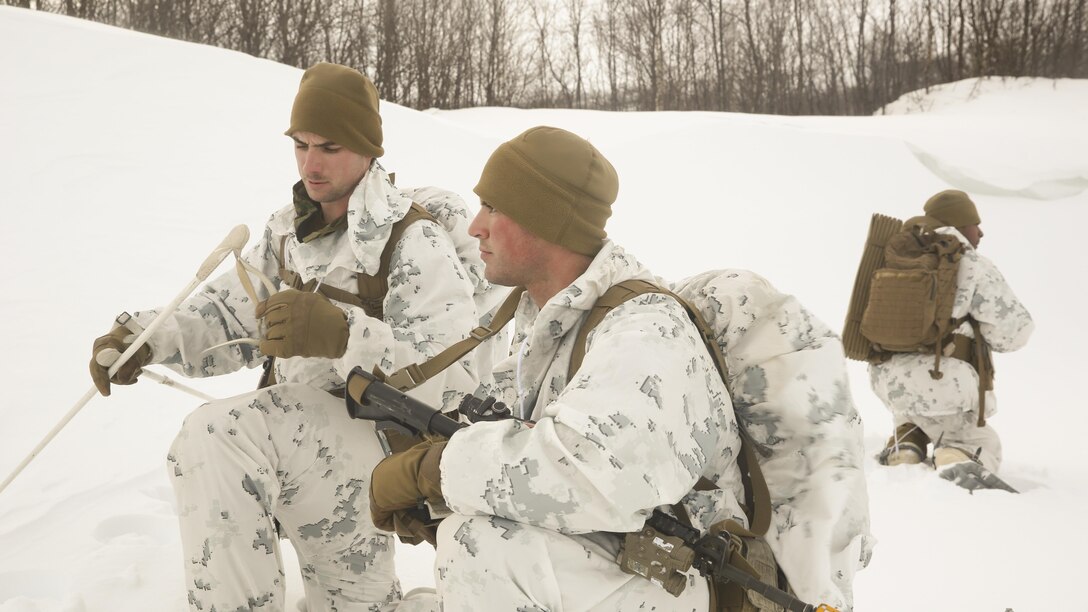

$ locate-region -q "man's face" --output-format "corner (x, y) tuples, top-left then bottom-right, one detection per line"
(292, 131), (372, 206)
(468, 203), (550, 287)
(958, 224), (984, 249)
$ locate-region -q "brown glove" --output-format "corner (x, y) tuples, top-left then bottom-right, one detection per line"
(256, 288), (349, 359)
(370, 439), (447, 544)
(389, 509), (442, 547)
(89, 327), (152, 396)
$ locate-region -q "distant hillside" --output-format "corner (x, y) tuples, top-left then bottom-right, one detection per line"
(878, 76), (1088, 116)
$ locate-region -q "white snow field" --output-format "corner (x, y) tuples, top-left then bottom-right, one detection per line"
(1, 6), (1086, 612)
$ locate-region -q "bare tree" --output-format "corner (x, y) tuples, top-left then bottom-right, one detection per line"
(30, 0), (1086, 113)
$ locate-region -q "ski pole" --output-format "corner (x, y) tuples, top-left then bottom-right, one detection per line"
(95, 312), (218, 403)
(0, 225), (249, 497)
(135, 368), (217, 402)
(96, 347), (217, 403)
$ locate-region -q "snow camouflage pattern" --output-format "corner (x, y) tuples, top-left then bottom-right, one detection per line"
(672, 270), (874, 611)
(437, 242), (747, 610)
(169, 384), (399, 611)
(135, 163), (504, 411)
(139, 163), (493, 611)
(869, 227), (1034, 472)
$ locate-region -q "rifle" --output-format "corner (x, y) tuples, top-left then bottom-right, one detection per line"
(345, 367), (466, 441)
(345, 367), (838, 612)
(645, 509), (838, 612)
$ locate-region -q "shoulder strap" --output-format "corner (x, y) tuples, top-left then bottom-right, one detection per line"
(354, 202), (437, 320)
(381, 287), (525, 391)
(566, 279), (662, 380)
(270, 203), (438, 318)
(567, 279), (770, 537)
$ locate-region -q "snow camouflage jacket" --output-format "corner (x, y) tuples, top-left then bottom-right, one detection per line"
(439, 243), (751, 576)
(869, 227), (1034, 419)
(673, 270), (874, 611)
(134, 163), (499, 409)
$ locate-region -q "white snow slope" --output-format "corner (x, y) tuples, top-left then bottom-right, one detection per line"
(1, 7), (1086, 612)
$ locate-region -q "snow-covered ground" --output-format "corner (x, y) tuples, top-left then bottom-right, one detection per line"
(2, 6), (1086, 612)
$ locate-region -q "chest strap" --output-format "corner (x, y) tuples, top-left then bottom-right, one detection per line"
(259, 203), (436, 390)
(276, 203), (436, 319)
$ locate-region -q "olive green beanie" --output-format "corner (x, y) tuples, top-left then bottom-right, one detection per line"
(473, 126), (618, 256)
(923, 189), (981, 228)
(285, 63), (384, 158)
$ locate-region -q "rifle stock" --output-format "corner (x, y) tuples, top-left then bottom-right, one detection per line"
(345, 367), (465, 438)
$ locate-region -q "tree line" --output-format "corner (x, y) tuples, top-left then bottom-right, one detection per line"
(7, 0), (1086, 114)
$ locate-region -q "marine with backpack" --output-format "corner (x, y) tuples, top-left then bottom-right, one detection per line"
(363, 126), (872, 611)
(843, 190), (1034, 478)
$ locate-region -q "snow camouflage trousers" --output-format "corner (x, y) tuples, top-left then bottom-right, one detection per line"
(434, 514), (710, 611)
(168, 383), (423, 612)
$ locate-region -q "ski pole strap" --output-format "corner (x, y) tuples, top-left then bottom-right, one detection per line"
(382, 286), (525, 391)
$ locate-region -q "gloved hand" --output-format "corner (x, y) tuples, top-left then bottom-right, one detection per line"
(370, 439), (447, 545)
(89, 327), (152, 396)
(388, 508), (442, 546)
(256, 288), (349, 359)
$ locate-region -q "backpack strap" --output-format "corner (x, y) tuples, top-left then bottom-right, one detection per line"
(258, 203), (437, 390)
(950, 317), (993, 427)
(380, 277), (772, 536)
(354, 202), (436, 319)
(568, 279), (771, 537)
(381, 286), (525, 391)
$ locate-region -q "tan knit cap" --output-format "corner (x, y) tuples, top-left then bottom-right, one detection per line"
(474, 126), (617, 256)
(285, 63), (383, 157)
(923, 190), (981, 228)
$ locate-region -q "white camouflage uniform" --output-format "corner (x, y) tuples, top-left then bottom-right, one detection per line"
(869, 227), (1034, 472)
(435, 242), (745, 611)
(673, 270), (873, 611)
(135, 163), (493, 612)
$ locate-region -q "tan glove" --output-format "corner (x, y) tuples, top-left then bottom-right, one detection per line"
(370, 439), (447, 545)
(388, 508), (442, 547)
(256, 289), (349, 359)
(89, 327), (152, 396)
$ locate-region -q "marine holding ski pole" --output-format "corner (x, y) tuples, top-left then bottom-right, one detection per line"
(367, 126), (872, 611)
(870, 190), (1034, 486)
(87, 62), (500, 612)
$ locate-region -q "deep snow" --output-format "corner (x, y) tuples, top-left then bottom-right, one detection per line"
(1, 7), (1086, 612)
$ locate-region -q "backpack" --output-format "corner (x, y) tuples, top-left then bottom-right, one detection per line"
(844, 214), (995, 425)
(845, 214), (966, 378)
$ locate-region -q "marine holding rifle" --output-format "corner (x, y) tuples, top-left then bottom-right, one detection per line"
(367, 127), (872, 611)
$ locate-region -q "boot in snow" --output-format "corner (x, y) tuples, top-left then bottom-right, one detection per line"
(935, 447), (1017, 493)
(877, 423), (929, 466)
